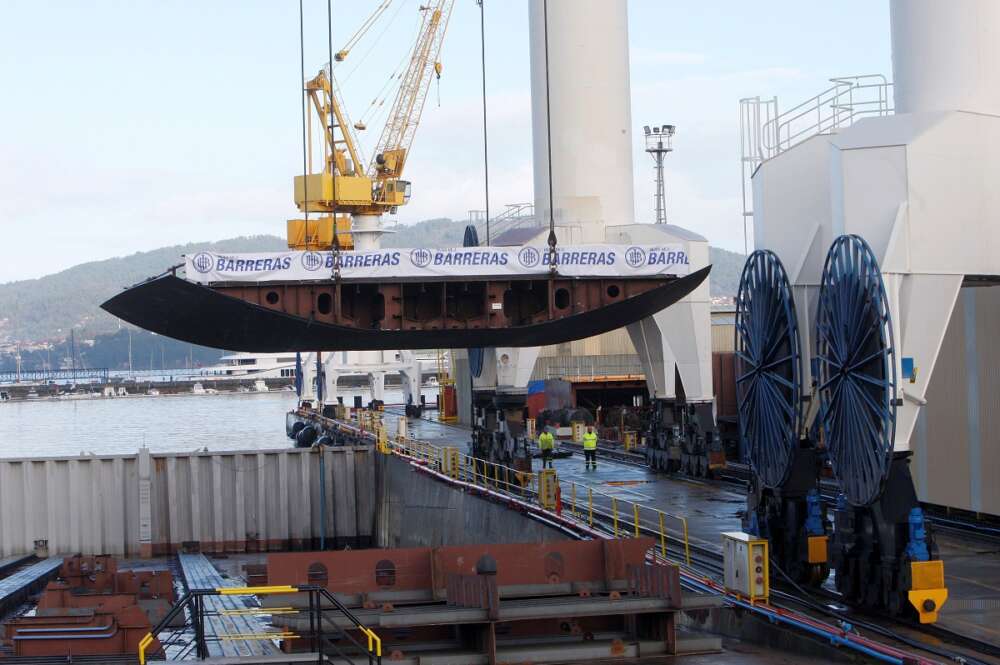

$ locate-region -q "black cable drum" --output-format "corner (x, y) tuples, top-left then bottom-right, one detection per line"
(814, 235), (897, 507)
(735, 250), (802, 489)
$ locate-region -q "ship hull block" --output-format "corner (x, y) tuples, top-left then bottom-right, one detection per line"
(101, 268), (710, 352)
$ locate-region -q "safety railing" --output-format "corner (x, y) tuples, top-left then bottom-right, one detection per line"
(388, 435), (546, 505)
(472, 202), (537, 241)
(739, 74), (893, 225)
(742, 75), (892, 162)
(138, 585), (381, 665)
(377, 422), (693, 567)
(559, 478), (691, 566)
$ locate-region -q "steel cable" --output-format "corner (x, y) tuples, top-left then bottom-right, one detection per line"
(299, 0), (309, 224)
(542, 0), (557, 274)
(327, 0), (342, 281)
(477, 0), (491, 245)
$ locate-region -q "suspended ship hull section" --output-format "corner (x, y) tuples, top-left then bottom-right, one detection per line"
(100, 267), (710, 352)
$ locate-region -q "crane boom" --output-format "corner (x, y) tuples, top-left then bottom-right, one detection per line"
(370, 0), (455, 183)
(290, 0), (454, 251)
(335, 0), (393, 62)
(306, 67), (366, 177)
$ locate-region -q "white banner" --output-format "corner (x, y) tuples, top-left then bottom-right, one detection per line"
(184, 244), (692, 283)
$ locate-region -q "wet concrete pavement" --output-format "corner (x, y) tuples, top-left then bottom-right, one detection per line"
(393, 411), (1000, 652)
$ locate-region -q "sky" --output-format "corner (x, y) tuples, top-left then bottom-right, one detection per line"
(0, 0), (891, 283)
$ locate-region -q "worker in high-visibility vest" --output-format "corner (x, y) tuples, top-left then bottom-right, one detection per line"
(538, 428), (555, 469)
(582, 425), (598, 470)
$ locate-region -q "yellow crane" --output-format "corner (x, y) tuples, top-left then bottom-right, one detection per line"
(288, 0), (455, 251)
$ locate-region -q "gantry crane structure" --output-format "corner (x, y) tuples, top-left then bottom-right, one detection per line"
(288, 0), (455, 251)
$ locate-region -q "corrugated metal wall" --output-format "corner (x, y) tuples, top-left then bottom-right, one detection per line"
(0, 446), (375, 557)
(918, 286), (1000, 516)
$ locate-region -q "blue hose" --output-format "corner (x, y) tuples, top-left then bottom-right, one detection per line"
(680, 576), (903, 665)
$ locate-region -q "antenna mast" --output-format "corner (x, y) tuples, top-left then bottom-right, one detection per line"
(643, 124), (675, 224)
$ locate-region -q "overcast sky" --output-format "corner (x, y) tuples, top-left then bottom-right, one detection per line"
(0, 0), (891, 283)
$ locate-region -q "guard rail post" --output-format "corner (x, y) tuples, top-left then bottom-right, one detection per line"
(588, 488), (594, 527)
(659, 511), (667, 558)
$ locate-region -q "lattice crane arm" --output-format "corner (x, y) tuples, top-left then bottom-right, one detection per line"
(335, 0), (394, 62)
(305, 67), (366, 178)
(368, 0), (455, 182)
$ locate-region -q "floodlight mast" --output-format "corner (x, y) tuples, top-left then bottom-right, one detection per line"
(644, 124), (675, 224)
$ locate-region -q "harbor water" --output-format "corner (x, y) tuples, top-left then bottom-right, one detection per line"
(0, 387), (428, 458)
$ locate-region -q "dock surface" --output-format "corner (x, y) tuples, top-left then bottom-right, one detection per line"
(392, 410), (1000, 653)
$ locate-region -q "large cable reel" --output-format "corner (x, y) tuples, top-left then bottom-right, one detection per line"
(735, 250), (802, 489)
(815, 234), (897, 507)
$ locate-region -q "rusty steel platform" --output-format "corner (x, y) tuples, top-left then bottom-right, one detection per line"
(258, 538), (721, 663)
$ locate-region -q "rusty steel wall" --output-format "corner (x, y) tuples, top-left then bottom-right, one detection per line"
(0, 446), (376, 557)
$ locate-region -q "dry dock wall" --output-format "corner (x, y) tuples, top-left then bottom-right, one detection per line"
(0, 446), (376, 557)
(376, 453), (567, 548)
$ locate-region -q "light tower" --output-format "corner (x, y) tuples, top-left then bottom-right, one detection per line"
(644, 124), (675, 224)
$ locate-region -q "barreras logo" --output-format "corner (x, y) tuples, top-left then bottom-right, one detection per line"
(410, 248), (433, 268)
(518, 246), (541, 268)
(191, 252), (214, 274)
(301, 251), (324, 271)
(624, 246), (647, 268)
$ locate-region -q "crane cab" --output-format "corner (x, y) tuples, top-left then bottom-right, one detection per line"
(376, 180), (411, 209)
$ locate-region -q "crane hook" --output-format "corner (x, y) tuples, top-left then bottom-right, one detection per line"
(435, 61), (443, 107)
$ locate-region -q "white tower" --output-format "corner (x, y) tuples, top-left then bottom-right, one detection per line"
(890, 0), (1000, 116)
(529, 0), (636, 241)
(468, 1), (712, 438)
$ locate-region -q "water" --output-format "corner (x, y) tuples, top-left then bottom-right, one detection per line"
(0, 387), (429, 459)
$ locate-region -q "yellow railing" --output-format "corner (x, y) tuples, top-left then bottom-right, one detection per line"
(565, 477), (691, 565)
(138, 634), (154, 665)
(389, 436), (544, 502)
(217, 585), (297, 595)
(379, 429), (693, 567)
(362, 626), (383, 657)
(139, 584), (383, 664)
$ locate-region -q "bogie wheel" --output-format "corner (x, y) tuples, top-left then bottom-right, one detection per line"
(735, 250), (802, 489)
(815, 234), (896, 507)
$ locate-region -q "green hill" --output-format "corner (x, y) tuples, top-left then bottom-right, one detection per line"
(0, 219), (744, 345)
(708, 246), (745, 299)
(0, 236), (288, 344)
